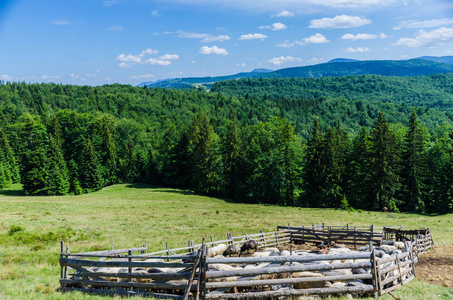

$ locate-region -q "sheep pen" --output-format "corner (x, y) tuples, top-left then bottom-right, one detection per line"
(59, 224), (434, 299)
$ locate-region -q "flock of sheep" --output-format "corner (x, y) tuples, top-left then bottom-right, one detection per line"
(72, 238), (413, 297)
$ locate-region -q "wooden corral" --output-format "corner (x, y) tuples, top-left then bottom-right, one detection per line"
(59, 224), (434, 299)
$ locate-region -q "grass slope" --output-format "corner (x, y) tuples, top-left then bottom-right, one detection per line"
(0, 183), (451, 299)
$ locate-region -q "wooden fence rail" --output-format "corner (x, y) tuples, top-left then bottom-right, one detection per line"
(59, 224), (433, 299)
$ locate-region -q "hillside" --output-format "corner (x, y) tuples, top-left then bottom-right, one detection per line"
(211, 73), (453, 111)
(138, 68), (273, 89)
(0, 183), (451, 299)
(140, 58), (453, 89)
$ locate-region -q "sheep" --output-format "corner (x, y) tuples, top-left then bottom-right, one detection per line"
(208, 244), (227, 258)
(223, 244), (241, 257)
(331, 282), (347, 288)
(292, 271), (330, 289)
(327, 247), (350, 255)
(379, 245), (397, 253)
(393, 241), (405, 249)
(263, 247), (279, 253)
(280, 250), (291, 256)
(238, 240), (258, 256)
(329, 241), (346, 248)
(252, 251), (272, 257)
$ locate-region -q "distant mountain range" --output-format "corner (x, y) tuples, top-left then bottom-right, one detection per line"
(138, 56), (453, 89)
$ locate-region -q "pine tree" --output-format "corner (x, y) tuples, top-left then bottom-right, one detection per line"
(220, 115), (243, 200)
(367, 112), (402, 211)
(401, 111), (428, 212)
(346, 127), (370, 209)
(79, 139), (103, 192)
(188, 112), (219, 195)
(68, 159), (82, 195)
(98, 116), (118, 185)
(46, 134), (70, 195)
(0, 130), (20, 183)
(19, 118), (49, 195)
(302, 118), (324, 207)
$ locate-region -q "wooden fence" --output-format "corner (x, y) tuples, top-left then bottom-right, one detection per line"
(277, 224), (402, 249)
(59, 225), (433, 299)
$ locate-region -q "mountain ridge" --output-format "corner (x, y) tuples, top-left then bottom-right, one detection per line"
(138, 56), (453, 89)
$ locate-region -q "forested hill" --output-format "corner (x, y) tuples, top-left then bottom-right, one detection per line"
(0, 81), (453, 214)
(140, 59), (453, 89)
(264, 59), (453, 78)
(212, 73), (453, 111)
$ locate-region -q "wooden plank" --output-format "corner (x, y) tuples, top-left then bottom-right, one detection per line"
(63, 287), (184, 299)
(206, 252), (371, 264)
(60, 278), (192, 290)
(206, 273), (373, 289)
(73, 247), (148, 256)
(73, 271), (192, 280)
(206, 261), (372, 279)
(61, 258), (193, 268)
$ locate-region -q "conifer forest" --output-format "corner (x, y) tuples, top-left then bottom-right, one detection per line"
(0, 77), (452, 214)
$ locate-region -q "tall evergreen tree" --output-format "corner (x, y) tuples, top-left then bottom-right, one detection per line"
(0, 130), (20, 183)
(302, 118), (324, 207)
(68, 159), (82, 195)
(367, 112), (402, 211)
(46, 134), (70, 195)
(346, 127), (370, 209)
(401, 111), (428, 212)
(98, 116), (118, 185)
(188, 112), (219, 195)
(79, 139), (103, 192)
(220, 115), (243, 200)
(19, 117), (49, 195)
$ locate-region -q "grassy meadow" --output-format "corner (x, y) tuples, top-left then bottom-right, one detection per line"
(0, 183), (452, 299)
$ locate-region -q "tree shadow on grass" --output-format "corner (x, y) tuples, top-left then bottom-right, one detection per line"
(124, 183), (197, 196)
(0, 189), (26, 197)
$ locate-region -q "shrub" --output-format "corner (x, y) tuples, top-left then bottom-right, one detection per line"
(8, 225), (25, 235)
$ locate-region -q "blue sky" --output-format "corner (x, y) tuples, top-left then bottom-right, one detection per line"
(0, 0), (453, 85)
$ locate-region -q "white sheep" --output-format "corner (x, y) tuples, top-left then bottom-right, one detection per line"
(208, 244), (227, 257)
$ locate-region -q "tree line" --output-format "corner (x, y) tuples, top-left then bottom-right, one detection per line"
(0, 81), (452, 213)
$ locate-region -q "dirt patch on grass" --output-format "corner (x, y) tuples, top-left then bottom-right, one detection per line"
(416, 244), (453, 288)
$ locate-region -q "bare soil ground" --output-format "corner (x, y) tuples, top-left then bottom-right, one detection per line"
(416, 244), (453, 289)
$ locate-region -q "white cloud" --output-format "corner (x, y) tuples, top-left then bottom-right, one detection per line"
(309, 15), (371, 29)
(199, 45), (229, 55)
(130, 74), (155, 79)
(309, 0), (396, 8)
(139, 48), (158, 57)
(143, 58), (172, 66)
(267, 56), (302, 66)
(176, 30), (210, 39)
(159, 54), (179, 60)
(341, 33), (387, 40)
(394, 18), (453, 30)
(345, 47), (370, 52)
(117, 48), (174, 67)
(304, 33), (329, 44)
(70, 73), (85, 80)
(259, 22), (287, 31)
(152, 10), (159, 17)
(236, 63), (247, 67)
(239, 33), (268, 40)
(106, 26), (124, 31)
(276, 40), (295, 48)
(273, 10), (295, 17)
(394, 27), (453, 47)
(201, 35), (231, 42)
(103, 0), (123, 7)
(1, 74), (13, 81)
(117, 54), (141, 63)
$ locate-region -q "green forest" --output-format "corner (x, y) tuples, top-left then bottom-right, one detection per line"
(0, 79), (452, 214)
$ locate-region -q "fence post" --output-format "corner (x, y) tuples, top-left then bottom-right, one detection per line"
(128, 250), (132, 288)
(259, 230), (265, 246)
(371, 249), (380, 297)
(60, 241), (65, 292)
(166, 243), (170, 261)
(287, 223), (292, 243)
(370, 224), (374, 245)
(275, 228), (279, 245)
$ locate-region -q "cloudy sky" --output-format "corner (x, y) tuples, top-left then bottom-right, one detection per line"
(0, 0), (453, 85)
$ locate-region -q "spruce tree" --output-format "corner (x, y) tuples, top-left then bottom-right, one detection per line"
(0, 130), (20, 183)
(46, 134), (70, 195)
(401, 111), (428, 212)
(367, 112), (402, 211)
(220, 115), (243, 200)
(302, 118), (324, 207)
(79, 139), (103, 192)
(188, 112), (219, 195)
(68, 159), (82, 195)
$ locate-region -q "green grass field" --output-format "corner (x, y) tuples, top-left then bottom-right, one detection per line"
(0, 183), (452, 299)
